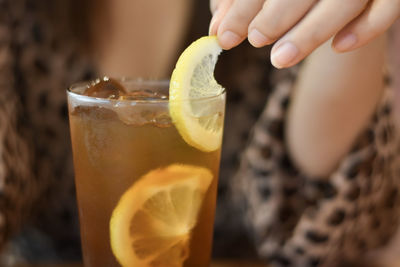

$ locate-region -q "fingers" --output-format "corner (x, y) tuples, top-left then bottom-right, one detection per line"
(209, 0), (398, 68)
(270, 0), (369, 68)
(248, 0), (316, 47)
(210, 0), (221, 14)
(215, 0), (265, 49)
(333, 0), (400, 52)
(209, 0), (233, 36)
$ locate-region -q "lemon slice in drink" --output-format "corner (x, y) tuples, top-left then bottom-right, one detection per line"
(169, 36), (224, 152)
(110, 164), (213, 267)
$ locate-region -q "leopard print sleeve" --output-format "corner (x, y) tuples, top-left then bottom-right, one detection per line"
(0, 0), (39, 248)
(230, 62), (400, 266)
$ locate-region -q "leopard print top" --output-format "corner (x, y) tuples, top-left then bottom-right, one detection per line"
(229, 70), (400, 267)
(0, 0), (95, 262)
(213, 21), (400, 267)
(1, 0), (400, 266)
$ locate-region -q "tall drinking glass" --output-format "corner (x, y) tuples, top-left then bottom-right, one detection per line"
(67, 79), (225, 267)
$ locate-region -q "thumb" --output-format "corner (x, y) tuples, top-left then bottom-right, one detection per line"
(210, 0), (221, 15)
(209, 0), (233, 35)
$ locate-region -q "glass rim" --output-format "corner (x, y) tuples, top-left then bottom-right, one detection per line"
(67, 77), (226, 104)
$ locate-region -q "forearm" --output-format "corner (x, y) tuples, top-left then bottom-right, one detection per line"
(286, 36), (385, 177)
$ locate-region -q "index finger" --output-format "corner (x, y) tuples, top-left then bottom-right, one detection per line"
(210, 0), (220, 14)
(209, 0), (234, 36)
(271, 0), (369, 68)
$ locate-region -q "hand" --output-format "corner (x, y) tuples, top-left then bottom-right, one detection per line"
(209, 0), (400, 68)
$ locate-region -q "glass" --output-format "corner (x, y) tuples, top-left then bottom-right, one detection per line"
(67, 79), (226, 267)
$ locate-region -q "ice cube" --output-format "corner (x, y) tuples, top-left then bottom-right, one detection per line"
(154, 113), (173, 128)
(84, 77), (127, 99)
(71, 106), (118, 120)
(114, 107), (153, 126)
(119, 89), (168, 101)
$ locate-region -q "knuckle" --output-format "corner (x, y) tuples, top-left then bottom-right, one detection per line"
(296, 29), (326, 54)
(261, 28), (280, 41)
(231, 9), (251, 24)
(251, 18), (281, 41)
(368, 24), (382, 37)
(308, 30), (326, 46)
(225, 1), (255, 27)
(253, 1), (286, 40)
(349, 0), (369, 10)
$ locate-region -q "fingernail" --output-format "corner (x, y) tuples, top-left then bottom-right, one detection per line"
(248, 29), (269, 47)
(209, 9), (220, 36)
(334, 33), (357, 52)
(219, 31), (241, 49)
(271, 42), (299, 68)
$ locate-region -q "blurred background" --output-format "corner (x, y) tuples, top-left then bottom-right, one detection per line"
(1, 0), (272, 265)
(3, 0), (400, 266)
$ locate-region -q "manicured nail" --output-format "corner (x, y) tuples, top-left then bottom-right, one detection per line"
(219, 31), (241, 49)
(248, 29), (269, 48)
(271, 42), (299, 68)
(334, 33), (357, 52)
(209, 9), (220, 36)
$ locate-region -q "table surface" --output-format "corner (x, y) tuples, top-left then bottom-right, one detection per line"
(19, 260), (265, 267)
(17, 259), (400, 267)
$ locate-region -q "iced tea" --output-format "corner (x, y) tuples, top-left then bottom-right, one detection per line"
(68, 78), (225, 267)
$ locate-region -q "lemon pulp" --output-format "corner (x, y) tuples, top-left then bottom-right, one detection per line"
(110, 164), (213, 267)
(169, 36), (224, 152)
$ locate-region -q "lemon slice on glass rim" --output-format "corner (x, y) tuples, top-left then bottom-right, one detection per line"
(169, 36), (225, 152)
(109, 164), (213, 267)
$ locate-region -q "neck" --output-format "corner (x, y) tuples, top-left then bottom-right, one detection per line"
(90, 0), (194, 78)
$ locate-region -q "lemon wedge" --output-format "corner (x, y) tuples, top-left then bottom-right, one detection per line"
(169, 36), (225, 152)
(110, 164), (213, 267)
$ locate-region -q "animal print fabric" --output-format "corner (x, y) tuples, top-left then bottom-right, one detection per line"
(229, 64), (400, 266)
(1, 0), (400, 266)
(0, 0), (95, 263)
